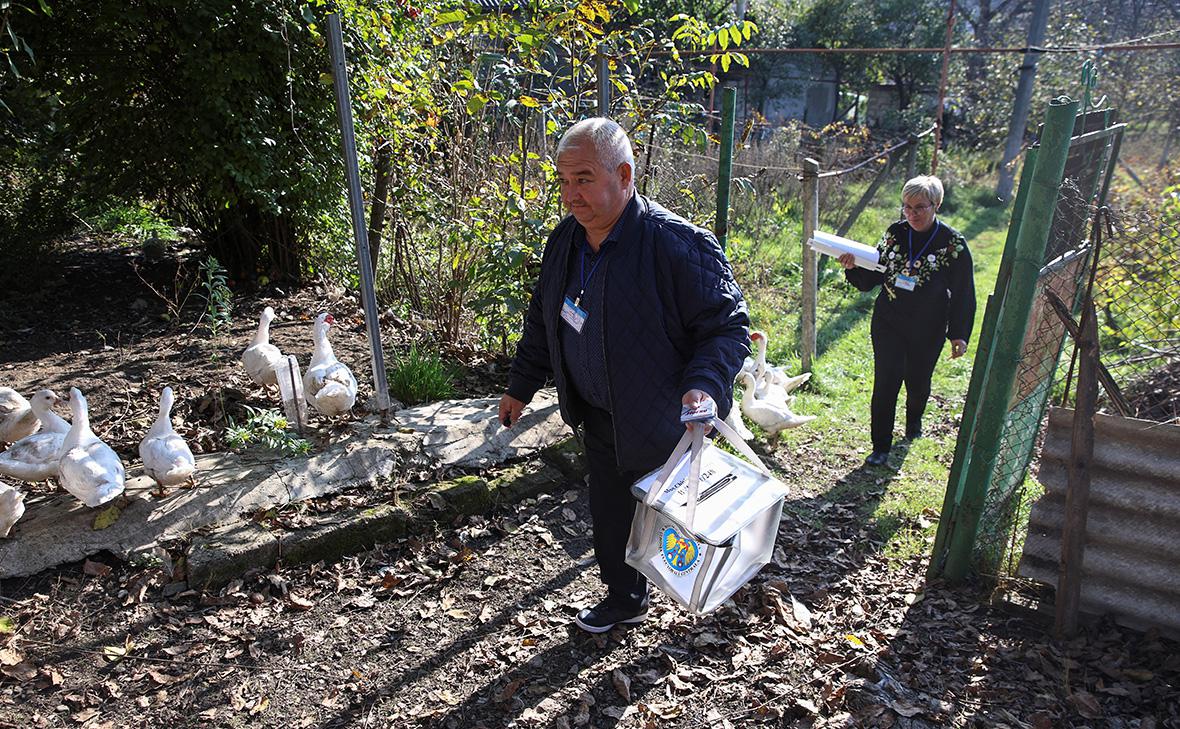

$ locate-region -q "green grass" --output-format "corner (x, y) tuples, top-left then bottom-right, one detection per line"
(730, 182), (1013, 563)
(387, 344), (456, 406)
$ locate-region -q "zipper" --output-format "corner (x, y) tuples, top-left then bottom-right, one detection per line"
(600, 256), (622, 463)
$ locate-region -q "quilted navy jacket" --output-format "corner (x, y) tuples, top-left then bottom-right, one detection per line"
(506, 194), (750, 472)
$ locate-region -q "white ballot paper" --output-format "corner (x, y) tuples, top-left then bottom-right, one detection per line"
(808, 229), (885, 272)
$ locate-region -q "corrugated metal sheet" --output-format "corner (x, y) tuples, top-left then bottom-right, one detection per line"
(1019, 406), (1180, 635)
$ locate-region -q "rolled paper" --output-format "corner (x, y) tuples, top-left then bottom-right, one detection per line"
(809, 229), (885, 273)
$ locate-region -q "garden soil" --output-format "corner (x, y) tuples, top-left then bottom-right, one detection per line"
(1, 238), (1177, 728)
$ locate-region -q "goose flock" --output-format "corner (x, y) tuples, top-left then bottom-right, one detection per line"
(728, 330), (817, 440)
(0, 385), (195, 537)
(0, 307), (356, 539)
(241, 308), (358, 417)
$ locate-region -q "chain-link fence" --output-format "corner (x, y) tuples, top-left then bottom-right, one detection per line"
(1089, 206), (1180, 423)
(978, 182), (1095, 577)
(929, 102), (1126, 582)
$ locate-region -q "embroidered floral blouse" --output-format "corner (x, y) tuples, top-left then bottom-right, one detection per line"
(844, 219), (976, 343)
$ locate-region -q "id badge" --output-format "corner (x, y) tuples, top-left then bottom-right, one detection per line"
(560, 296), (587, 333)
(894, 273), (917, 291)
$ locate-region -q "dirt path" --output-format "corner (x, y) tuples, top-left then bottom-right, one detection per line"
(1, 239), (1178, 727)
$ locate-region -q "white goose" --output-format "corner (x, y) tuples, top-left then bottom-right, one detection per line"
(750, 330), (812, 395)
(0, 387), (39, 444)
(0, 389), (71, 482)
(303, 313), (358, 417)
(723, 397), (755, 441)
(241, 306), (285, 387)
(139, 387), (196, 488)
(58, 388), (125, 508)
(736, 372), (816, 436)
(0, 481), (24, 538)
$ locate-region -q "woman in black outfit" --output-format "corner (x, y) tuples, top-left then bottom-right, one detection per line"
(839, 175), (976, 467)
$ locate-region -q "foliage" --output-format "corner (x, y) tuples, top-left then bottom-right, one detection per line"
(89, 202), (179, 243)
(225, 405), (312, 456)
(197, 257), (233, 336)
(387, 344), (455, 406)
(12, 1), (344, 280)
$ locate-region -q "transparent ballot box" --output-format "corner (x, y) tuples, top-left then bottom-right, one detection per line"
(625, 420), (787, 614)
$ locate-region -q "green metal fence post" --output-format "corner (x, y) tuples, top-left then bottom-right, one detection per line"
(941, 97), (1079, 582)
(927, 146), (1040, 579)
(716, 87), (736, 250)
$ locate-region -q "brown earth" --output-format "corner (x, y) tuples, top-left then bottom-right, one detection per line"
(0, 237), (1177, 728)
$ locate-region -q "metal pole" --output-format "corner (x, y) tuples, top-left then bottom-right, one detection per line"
(800, 158), (820, 371)
(716, 87), (736, 250)
(928, 146), (1038, 579)
(942, 97), (1078, 581)
(1055, 298), (1097, 638)
(931, 0), (956, 175)
(327, 13), (391, 418)
(995, 0), (1050, 201)
(596, 45), (610, 116)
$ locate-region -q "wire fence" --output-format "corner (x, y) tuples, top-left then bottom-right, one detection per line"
(964, 110), (1122, 580)
(1089, 206), (1180, 424)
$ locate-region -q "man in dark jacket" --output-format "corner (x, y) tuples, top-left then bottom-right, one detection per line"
(498, 117), (750, 633)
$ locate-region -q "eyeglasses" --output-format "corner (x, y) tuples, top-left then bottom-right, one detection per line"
(902, 203), (934, 214)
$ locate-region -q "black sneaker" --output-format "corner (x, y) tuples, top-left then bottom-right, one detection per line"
(574, 592), (649, 633)
(904, 426), (923, 440)
(865, 450), (889, 466)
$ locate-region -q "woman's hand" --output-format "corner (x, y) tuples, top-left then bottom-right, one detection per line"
(949, 339), (968, 359)
(838, 253), (856, 270)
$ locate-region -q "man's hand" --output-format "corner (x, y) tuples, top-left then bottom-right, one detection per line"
(681, 389), (716, 434)
(498, 394), (525, 428)
(949, 339), (968, 359)
(838, 253), (856, 270)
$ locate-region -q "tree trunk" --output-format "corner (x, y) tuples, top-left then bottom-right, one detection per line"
(368, 139), (393, 273)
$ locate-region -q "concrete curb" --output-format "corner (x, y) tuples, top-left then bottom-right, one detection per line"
(187, 439), (585, 590)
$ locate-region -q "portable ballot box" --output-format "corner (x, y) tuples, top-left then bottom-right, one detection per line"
(625, 422), (788, 614)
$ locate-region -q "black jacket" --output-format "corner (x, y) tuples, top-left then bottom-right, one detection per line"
(844, 219), (976, 343)
(507, 194), (750, 471)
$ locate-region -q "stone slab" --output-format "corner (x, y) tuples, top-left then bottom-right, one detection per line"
(0, 390), (569, 579)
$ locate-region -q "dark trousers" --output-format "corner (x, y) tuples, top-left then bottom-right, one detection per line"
(870, 312), (945, 453)
(580, 404), (649, 599)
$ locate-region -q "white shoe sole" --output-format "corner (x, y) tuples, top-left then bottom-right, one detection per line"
(574, 611), (648, 634)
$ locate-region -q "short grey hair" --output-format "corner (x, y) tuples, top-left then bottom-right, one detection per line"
(902, 175), (944, 207)
(557, 118), (635, 182)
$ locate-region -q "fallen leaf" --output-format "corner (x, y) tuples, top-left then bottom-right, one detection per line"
(1, 662), (37, 682)
(249, 696), (270, 716)
(645, 700), (683, 718)
(0, 616), (15, 634)
(845, 633), (865, 649)
(496, 678), (524, 703)
(890, 700), (923, 718)
(1068, 690), (1102, 719)
(0, 648), (21, 666)
(147, 670), (176, 685)
(83, 559), (112, 577)
(790, 595), (813, 630)
(287, 594), (316, 611)
(612, 668), (632, 702)
(71, 708), (99, 723)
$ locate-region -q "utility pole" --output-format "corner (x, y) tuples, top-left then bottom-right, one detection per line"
(996, 0), (1051, 202)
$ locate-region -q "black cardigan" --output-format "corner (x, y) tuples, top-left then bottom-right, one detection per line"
(844, 219), (976, 343)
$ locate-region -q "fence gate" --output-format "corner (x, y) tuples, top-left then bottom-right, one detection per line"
(927, 100), (1125, 582)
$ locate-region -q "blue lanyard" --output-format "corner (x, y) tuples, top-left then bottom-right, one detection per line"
(575, 244), (607, 307)
(907, 220), (941, 271)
